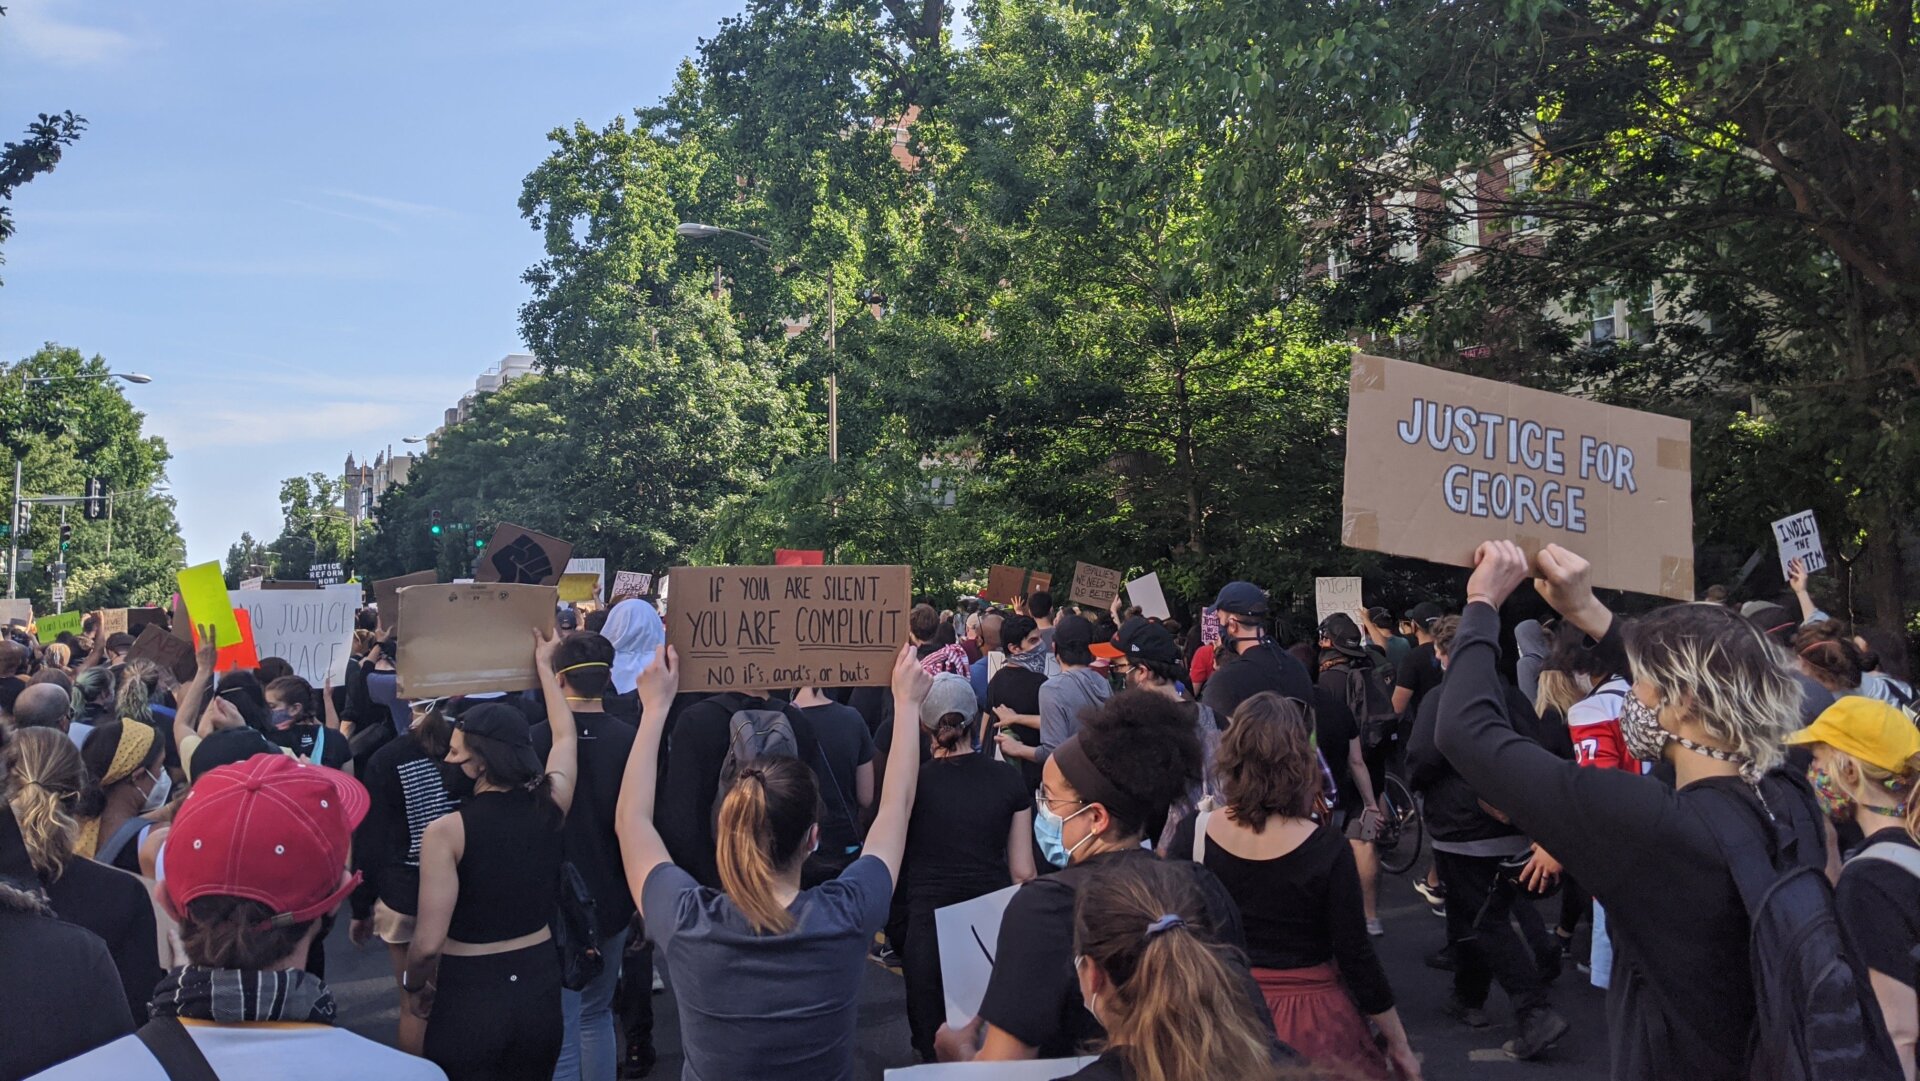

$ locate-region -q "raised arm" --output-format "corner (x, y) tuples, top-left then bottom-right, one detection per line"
(858, 643), (933, 887)
(172, 625), (219, 754)
(617, 647), (680, 917)
(533, 628), (577, 816)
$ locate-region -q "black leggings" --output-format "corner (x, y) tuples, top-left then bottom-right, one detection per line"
(901, 905), (944, 1062)
(425, 942), (563, 1081)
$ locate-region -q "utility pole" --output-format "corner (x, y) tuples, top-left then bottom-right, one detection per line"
(827, 263), (838, 464)
(7, 460), (18, 600)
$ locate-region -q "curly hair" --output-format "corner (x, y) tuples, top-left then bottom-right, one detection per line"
(1077, 690), (1204, 839)
(1216, 693), (1321, 830)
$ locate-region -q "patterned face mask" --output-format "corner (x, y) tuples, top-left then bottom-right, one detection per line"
(1621, 691), (1756, 778)
(1808, 763), (1855, 822)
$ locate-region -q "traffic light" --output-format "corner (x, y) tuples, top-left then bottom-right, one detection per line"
(59, 523), (72, 550)
(474, 537), (486, 549)
(429, 509), (443, 536)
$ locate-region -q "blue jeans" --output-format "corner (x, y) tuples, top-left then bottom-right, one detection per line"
(553, 926), (629, 1081)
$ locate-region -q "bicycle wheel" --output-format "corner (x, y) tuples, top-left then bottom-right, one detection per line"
(1374, 773), (1424, 875)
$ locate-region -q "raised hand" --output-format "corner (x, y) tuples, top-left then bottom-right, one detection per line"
(638, 646), (680, 717)
(1466, 540), (1530, 610)
(890, 641), (932, 707)
(1532, 544), (1611, 638)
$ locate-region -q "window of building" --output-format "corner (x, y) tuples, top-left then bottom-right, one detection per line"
(1503, 155), (1540, 233)
(1589, 288), (1618, 343)
(1328, 244), (1353, 280)
(1387, 192), (1418, 261)
(1441, 174), (1479, 255)
(1629, 284), (1657, 344)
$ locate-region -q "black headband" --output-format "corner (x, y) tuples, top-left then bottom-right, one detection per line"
(1054, 735), (1150, 826)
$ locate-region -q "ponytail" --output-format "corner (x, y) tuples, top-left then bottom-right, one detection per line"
(929, 711), (972, 753)
(6, 728), (87, 881)
(714, 756), (818, 935)
(1075, 859), (1273, 1081)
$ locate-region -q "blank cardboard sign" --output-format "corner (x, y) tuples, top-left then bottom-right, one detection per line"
(474, 523), (573, 587)
(395, 583), (558, 697)
(1341, 354), (1694, 600)
(666, 565), (911, 692)
(983, 565), (1051, 605)
(374, 571), (437, 632)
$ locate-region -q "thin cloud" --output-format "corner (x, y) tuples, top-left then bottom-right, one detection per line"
(8, 1), (143, 66)
(318, 189), (455, 218)
(157, 401), (422, 451)
(285, 198), (404, 235)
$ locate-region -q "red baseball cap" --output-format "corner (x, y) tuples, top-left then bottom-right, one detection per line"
(162, 753), (369, 927)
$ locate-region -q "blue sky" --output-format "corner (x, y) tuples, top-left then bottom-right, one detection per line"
(0, 0), (738, 565)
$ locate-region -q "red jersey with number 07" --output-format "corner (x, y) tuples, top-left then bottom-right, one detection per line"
(1566, 679), (1636, 772)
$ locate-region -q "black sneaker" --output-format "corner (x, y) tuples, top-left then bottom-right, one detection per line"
(869, 940), (903, 971)
(1424, 945), (1457, 972)
(1504, 1007), (1571, 1060)
(1442, 996), (1490, 1029)
(622, 1044), (657, 1079)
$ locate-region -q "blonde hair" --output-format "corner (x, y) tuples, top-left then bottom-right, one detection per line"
(714, 757), (818, 935)
(1534, 670), (1584, 721)
(43, 643), (72, 669)
(1623, 603), (1803, 777)
(1073, 858), (1274, 1081)
(5, 728), (86, 881)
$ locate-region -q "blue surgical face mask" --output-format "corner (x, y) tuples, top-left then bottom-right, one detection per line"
(1034, 799), (1094, 868)
(269, 707), (294, 730)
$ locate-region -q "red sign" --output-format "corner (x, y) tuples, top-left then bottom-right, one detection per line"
(774, 549), (826, 566)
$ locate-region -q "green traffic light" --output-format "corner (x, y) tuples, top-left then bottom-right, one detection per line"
(431, 524), (443, 535)
(474, 539), (485, 549)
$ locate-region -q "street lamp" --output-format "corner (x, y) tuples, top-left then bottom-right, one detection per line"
(675, 222), (837, 462)
(22, 371), (153, 386)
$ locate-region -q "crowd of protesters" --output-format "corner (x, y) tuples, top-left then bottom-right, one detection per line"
(0, 545), (1917, 1081)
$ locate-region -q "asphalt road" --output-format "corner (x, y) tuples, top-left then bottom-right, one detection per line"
(325, 868), (1613, 1080)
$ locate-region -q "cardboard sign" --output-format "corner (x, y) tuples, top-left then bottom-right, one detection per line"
(609, 570), (652, 602)
(179, 561), (244, 646)
(1200, 606), (1220, 648)
(374, 571), (437, 632)
(126, 607), (167, 633)
(100, 609), (130, 636)
(232, 584), (361, 685)
(237, 577), (264, 591)
(1125, 572), (1171, 619)
(127, 624), (197, 684)
(936, 883), (1020, 1030)
(557, 573), (601, 604)
(395, 583), (558, 697)
(35, 611), (82, 640)
(774, 548), (826, 567)
(0, 599), (31, 627)
(1068, 562), (1122, 609)
(983, 565), (1051, 605)
(1341, 354), (1694, 600)
(474, 522), (572, 587)
(665, 565), (911, 692)
(1772, 510), (1826, 578)
(1315, 577), (1363, 628)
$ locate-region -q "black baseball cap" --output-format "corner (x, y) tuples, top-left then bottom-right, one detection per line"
(189, 727), (282, 780)
(1106, 617), (1180, 666)
(1212, 581), (1270, 617)
(1052, 615), (1096, 664)
(1404, 602), (1447, 628)
(452, 701), (534, 749)
(1318, 613), (1368, 659)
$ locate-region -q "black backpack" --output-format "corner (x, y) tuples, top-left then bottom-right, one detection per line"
(1692, 780), (1902, 1081)
(709, 695), (809, 829)
(1335, 664), (1400, 751)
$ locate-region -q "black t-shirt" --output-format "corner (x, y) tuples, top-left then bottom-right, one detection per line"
(1838, 826), (1920, 987)
(901, 753), (1029, 909)
(803, 702), (876, 853)
(1199, 640), (1314, 721)
(43, 854), (161, 1024)
(535, 711), (639, 927)
(1308, 683), (1364, 812)
(658, 694), (819, 889)
(1394, 642), (1444, 720)
(976, 847), (1273, 1058)
(265, 723), (353, 771)
(1167, 817), (1394, 1014)
(988, 665), (1049, 792)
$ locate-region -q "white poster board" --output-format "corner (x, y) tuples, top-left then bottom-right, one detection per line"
(1124, 572), (1171, 620)
(1771, 510), (1827, 577)
(935, 883), (1020, 1030)
(231, 584), (362, 684)
(0, 598), (30, 627)
(885, 1061), (1096, 1080)
(1315, 577), (1363, 628)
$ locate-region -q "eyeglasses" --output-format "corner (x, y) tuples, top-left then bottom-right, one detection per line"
(1035, 791), (1088, 814)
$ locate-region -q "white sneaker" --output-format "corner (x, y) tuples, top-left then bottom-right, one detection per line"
(651, 968), (665, 993)
(1365, 918), (1385, 937)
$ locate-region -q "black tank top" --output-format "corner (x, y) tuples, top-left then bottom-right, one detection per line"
(448, 789), (565, 942)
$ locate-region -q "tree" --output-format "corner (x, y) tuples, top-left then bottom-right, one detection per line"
(0, 8), (85, 281)
(0, 345), (183, 609)
(264, 473), (357, 582)
(224, 532), (271, 588)
(1139, 0), (1920, 629)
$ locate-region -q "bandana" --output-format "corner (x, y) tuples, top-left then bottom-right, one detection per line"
(104, 722), (157, 787)
(151, 965), (337, 1025)
(1006, 647), (1050, 675)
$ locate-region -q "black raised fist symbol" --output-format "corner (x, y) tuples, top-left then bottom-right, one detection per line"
(490, 536), (553, 584)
